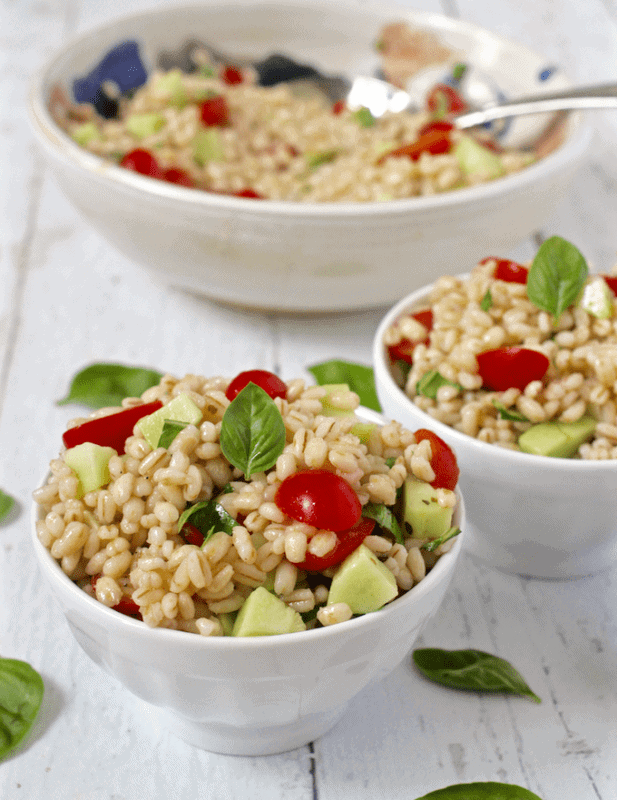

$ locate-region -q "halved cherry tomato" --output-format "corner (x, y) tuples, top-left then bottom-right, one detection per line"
(600, 274), (617, 296)
(476, 347), (550, 392)
(182, 523), (205, 547)
(200, 95), (229, 126)
(387, 309), (434, 365)
(91, 576), (142, 618)
(225, 369), (288, 401)
(294, 517), (375, 571)
(481, 257), (529, 284)
(62, 400), (163, 454)
(120, 148), (162, 178)
(414, 429), (459, 491)
(378, 127), (452, 164)
(426, 83), (468, 116)
(221, 65), (243, 85)
(234, 188), (264, 199)
(163, 167), (195, 188)
(275, 469), (362, 532)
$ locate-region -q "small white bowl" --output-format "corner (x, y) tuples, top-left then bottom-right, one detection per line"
(373, 286), (617, 580)
(31, 407), (465, 756)
(28, 0), (592, 312)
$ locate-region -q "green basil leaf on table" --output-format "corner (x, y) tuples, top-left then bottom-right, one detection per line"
(414, 782), (544, 800)
(307, 360), (381, 411)
(422, 526), (461, 553)
(362, 502), (404, 544)
(492, 400), (529, 422)
(0, 490), (15, 523)
(220, 383), (286, 479)
(526, 236), (588, 321)
(178, 499), (237, 540)
(416, 370), (462, 400)
(0, 658), (44, 760)
(413, 648), (541, 703)
(158, 419), (189, 449)
(57, 363), (163, 409)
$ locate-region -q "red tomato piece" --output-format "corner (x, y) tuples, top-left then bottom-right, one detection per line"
(378, 127), (452, 163)
(163, 167), (195, 188)
(411, 309), (434, 330)
(601, 274), (617, 296)
(225, 369), (288, 401)
(275, 469), (362, 532)
(426, 83), (468, 115)
(91, 576), (142, 618)
(387, 338), (418, 365)
(120, 148), (162, 178)
(234, 188), (264, 199)
(294, 517), (376, 571)
(62, 400), (163, 454)
(476, 347), (550, 392)
(221, 65), (243, 85)
(414, 429), (460, 491)
(332, 100), (346, 115)
(418, 119), (455, 137)
(182, 523), (205, 547)
(481, 257), (529, 284)
(200, 95), (229, 126)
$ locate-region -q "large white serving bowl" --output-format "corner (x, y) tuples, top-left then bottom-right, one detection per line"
(28, 0), (592, 312)
(31, 407), (465, 757)
(373, 285), (617, 580)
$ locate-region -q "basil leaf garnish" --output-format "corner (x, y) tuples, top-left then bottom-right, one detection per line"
(306, 149), (338, 169)
(492, 400), (529, 422)
(220, 383), (286, 479)
(413, 648), (541, 703)
(58, 363), (163, 409)
(362, 502), (404, 544)
(526, 236), (588, 321)
(353, 107), (375, 127)
(0, 658), (44, 760)
(308, 360), (381, 411)
(158, 419), (189, 449)
(0, 490), (15, 523)
(414, 782), (544, 800)
(416, 370), (462, 400)
(422, 526), (460, 552)
(178, 499), (236, 538)
(480, 288), (493, 311)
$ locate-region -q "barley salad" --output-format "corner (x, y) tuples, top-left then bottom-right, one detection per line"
(33, 369), (461, 636)
(384, 236), (617, 459)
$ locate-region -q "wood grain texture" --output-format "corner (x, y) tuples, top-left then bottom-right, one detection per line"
(1, 0), (616, 797)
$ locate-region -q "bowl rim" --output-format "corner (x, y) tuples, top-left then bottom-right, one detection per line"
(31, 404), (465, 651)
(373, 278), (617, 473)
(28, 0), (594, 218)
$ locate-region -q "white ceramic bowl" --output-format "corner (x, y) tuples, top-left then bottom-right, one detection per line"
(373, 285), (617, 581)
(32, 407), (465, 756)
(28, 0), (592, 312)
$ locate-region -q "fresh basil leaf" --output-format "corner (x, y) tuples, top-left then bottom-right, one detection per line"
(414, 782), (544, 800)
(0, 490), (15, 523)
(413, 648), (541, 703)
(0, 658), (44, 760)
(492, 400), (529, 422)
(394, 359), (412, 383)
(178, 499), (236, 538)
(362, 502), (404, 544)
(158, 419), (189, 449)
(307, 360), (380, 411)
(526, 236), (588, 320)
(220, 383), (286, 479)
(353, 107), (375, 127)
(422, 526), (460, 552)
(416, 371), (462, 400)
(58, 363), (163, 409)
(306, 149), (338, 169)
(480, 288), (493, 311)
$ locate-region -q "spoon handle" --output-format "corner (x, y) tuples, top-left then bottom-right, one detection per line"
(455, 83), (617, 128)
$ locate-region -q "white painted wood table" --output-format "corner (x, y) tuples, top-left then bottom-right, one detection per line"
(2, 0), (617, 797)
